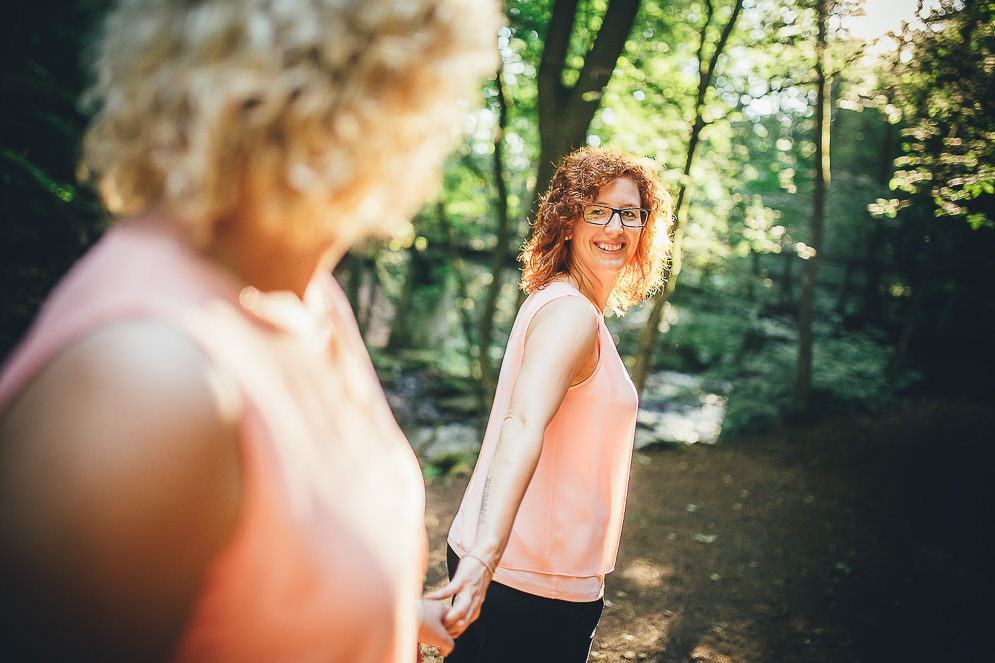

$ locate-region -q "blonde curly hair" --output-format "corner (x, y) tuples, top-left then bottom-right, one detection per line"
(79, 0), (501, 246)
(521, 147), (673, 315)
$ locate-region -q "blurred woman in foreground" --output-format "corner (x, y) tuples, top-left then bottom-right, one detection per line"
(0, 0), (498, 660)
(429, 147), (673, 662)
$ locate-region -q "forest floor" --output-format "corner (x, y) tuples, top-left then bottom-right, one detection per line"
(418, 399), (995, 663)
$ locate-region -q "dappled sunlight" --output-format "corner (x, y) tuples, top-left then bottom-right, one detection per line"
(690, 644), (734, 663)
(620, 557), (674, 590)
(590, 616), (669, 661)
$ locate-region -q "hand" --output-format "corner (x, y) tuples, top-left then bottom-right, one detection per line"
(424, 553), (493, 638)
(417, 599), (455, 656)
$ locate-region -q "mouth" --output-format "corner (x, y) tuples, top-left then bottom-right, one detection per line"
(594, 241), (625, 253)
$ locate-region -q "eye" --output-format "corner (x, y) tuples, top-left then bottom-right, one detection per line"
(585, 205), (610, 219)
(620, 209), (639, 221)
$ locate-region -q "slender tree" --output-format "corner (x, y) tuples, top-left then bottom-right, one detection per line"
(386, 243), (427, 350)
(478, 65), (513, 396)
(439, 199), (486, 403)
(632, 0), (744, 393)
(794, 0), (831, 413)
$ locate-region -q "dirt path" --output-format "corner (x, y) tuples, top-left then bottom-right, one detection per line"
(420, 400), (994, 662)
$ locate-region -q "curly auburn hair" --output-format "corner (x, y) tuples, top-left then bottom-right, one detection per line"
(520, 146), (673, 315)
(79, 0), (500, 247)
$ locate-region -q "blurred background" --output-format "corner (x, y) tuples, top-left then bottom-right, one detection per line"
(4, 2), (993, 661)
(4, 0), (991, 445)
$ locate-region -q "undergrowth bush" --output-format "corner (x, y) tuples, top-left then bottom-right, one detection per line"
(652, 292), (915, 438)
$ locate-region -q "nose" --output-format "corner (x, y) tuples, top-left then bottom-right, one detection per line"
(605, 210), (625, 233)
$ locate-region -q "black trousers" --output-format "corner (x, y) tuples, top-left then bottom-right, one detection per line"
(444, 545), (604, 663)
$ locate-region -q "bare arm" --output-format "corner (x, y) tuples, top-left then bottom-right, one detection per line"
(0, 321), (242, 662)
(426, 296), (598, 635)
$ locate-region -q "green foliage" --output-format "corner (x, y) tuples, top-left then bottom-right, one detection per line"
(810, 323), (901, 408)
(649, 288), (913, 437)
(644, 291), (764, 370)
(885, 0), (995, 229)
(5, 0), (992, 438)
(421, 450), (477, 481)
(717, 332), (796, 436)
(378, 0), (994, 433)
(1, 1), (110, 356)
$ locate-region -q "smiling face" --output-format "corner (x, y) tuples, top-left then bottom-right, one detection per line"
(568, 176), (643, 288)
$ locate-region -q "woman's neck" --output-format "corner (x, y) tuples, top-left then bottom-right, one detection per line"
(134, 206), (339, 300)
(563, 271), (610, 315)
(208, 224), (337, 299)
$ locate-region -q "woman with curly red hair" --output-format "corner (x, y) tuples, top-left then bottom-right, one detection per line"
(429, 146), (673, 661)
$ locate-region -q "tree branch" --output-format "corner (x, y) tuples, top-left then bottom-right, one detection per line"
(571, 0), (642, 105)
(538, 0), (580, 112)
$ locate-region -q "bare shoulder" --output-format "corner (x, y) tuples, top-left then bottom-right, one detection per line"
(526, 294), (599, 350)
(519, 295), (600, 389)
(0, 320), (243, 660)
(529, 294), (598, 335)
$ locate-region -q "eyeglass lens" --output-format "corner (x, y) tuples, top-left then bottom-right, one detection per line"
(583, 205), (647, 227)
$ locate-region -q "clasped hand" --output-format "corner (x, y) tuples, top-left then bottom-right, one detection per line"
(424, 554), (494, 638)
(418, 598), (456, 655)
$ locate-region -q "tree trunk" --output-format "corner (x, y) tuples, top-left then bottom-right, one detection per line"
(335, 253), (373, 336)
(511, 0), (645, 320)
(864, 117), (894, 324)
(795, 0), (831, 414)
(836, 258), (852, 316)
(533, 0), (643, 212)
(632, 0), (744, 393)
(336, 253), (363, 320)
(386, 244), (426, 350)
(779, 250), (794, 306)
(478, 66), (512, 398)
(888, 215), (935, 380)
(746, 249), (761, 300)
(864, 218), (884, 324)
(438, 199), (487, 410)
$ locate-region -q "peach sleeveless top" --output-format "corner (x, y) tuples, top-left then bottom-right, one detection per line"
(0, 221), (427, 662)
(448, 281), (638, 601)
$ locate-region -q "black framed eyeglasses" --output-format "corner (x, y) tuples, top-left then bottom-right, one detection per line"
(582, 204), (649, 228)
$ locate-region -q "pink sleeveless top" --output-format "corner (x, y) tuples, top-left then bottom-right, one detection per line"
(448, 281), (638, 601)
(0, 222), (427, 662)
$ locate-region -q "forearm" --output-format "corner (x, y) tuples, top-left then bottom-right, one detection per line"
(430, 301), (592, 634)
(469, 415), (544, 566)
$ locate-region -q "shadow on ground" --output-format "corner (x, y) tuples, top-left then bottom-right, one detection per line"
(421, 399), (995, 663)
